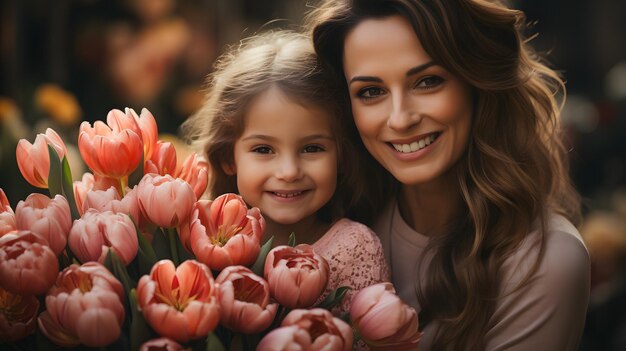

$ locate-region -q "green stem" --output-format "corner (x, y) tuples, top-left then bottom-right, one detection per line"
(118, 177), (126, 197)
(167, 228), (180, 266)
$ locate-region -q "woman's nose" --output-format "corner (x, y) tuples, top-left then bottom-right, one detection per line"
(387, 92), (421, 131)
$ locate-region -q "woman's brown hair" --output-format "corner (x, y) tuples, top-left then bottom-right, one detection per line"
(182, 30), (370, 223)
(306, 0), (581, 348)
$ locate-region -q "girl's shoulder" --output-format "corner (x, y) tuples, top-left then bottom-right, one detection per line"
(312, 218), (386, 262)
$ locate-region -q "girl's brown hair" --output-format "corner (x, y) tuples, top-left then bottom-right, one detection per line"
(182, 30), (369, 223)
(306, 0), (581, 348)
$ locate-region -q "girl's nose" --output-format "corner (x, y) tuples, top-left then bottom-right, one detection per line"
(275, 156), (302, 182)
(387, 92), (422, 131)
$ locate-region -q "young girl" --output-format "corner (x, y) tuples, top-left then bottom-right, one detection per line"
(182, 30), (390, 313)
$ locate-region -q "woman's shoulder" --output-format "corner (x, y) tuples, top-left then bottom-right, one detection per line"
(500, 212), (590, 294)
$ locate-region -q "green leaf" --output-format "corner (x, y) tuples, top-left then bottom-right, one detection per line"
(129, 289), (152, 351)
(315, 286), (351, 310)
(47, 145), (63, 197)
(127, 152), (144, 188)
(108, 250), (137, 304)
(152, 228), (171, 260)
(134, 219), (157, 275)
(287, 232), (296, 247)
(61, 156), (80, 220)
(206, 332), (226, 351)
(250, 236), (274, 277)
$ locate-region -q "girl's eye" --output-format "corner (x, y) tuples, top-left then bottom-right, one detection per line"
(415, 75), (444, 89)
(357, 86), (386, 100)
(252, 146), (273, 154)
(302, 145), (325, 153)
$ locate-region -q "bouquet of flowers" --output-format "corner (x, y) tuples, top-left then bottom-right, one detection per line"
(0, 108), (421, 350)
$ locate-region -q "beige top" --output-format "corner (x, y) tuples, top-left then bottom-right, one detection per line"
(373, 202), (590, 351)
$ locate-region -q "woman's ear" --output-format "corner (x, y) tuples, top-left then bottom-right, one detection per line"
(222, 162), (236, 175)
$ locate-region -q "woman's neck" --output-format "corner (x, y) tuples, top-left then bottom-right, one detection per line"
(397, 171), (464, 237)
(262, 215), (330, 247)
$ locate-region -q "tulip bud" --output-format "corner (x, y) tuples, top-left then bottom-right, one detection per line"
(264, 244), (329, 308)
(15, 193), (72, 255)
(350, 283), (421, 350)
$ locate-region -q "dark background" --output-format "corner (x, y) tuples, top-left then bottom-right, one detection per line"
(1, 1), (625, 349)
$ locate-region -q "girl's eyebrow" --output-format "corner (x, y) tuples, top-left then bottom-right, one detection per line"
(348, 61), (436, 85)
(240, 134), (335, 142)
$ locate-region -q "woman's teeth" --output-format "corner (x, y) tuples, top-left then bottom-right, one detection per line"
(392, 134), (437, 153)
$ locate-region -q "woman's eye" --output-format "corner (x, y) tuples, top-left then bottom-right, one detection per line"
(302, 145), (325, 153)
(357, 87), (386, 99)
(415, 76), (444, 89)
(252, 146), (273, 154)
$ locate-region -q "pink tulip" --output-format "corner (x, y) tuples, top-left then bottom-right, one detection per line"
(176, 153), (209, 199)
(16, 128), (67, 188)
(15, 193), (72, 255)
(140, 337), (190, 351)
(137, 260), (220, 343)
(0, 287), (39, 342)
(136, 173), (196, 228)
(127, 107), (158, 161)
(73, 173), (123, 215)
(0, 231), (59, 295)
(350, 283), (421, 350)
(37, 262), (125, 347)
(78, 109), (144, 178)
(68, 210), (138, 265)
(145, 140), (178, 176)
(257, 308), (353, 351)
(81, 186), (121, 213)
(215, 265), (277, 333)
(264, 244), (329, 308)
(0, 189), (16, 237)
(257, 326), (313, 351)
(189, 194), (265, 270)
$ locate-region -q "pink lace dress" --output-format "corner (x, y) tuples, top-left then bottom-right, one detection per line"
(312, 218), (391, 315)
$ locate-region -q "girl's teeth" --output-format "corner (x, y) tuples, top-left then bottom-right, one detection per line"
(393, 134), (437, 153)
(274, 192), (302, 198)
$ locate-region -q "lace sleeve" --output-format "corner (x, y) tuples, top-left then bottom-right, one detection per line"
(313, 219), (391, 316)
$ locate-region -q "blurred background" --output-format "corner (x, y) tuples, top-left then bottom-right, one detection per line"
(0, 0), (625, 349)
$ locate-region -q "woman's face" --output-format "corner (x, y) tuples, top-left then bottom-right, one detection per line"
(343, 15), (473, 186)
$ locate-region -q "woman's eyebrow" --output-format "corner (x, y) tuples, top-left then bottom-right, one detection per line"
(348, 61), (437, 85)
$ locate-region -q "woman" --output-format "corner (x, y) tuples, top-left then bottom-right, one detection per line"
(307, 0), (590, 349)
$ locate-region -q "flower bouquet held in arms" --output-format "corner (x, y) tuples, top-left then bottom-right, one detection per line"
(0, 107), (422, 350)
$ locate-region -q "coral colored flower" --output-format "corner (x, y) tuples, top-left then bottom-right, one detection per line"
(136, 173), (196, 228)
(137, 260), (220, 343)
(189, 195), (265, 270)
(68, 210), (138, 265)
(145, 140), (178, 176)
(73, 173), (122, 215)
(350, 283), (421, 350)
(176, 153), (209, 199)
(215, 265), (277, 333)
(16, 128), (67, 188)
(78, 109), (144, 178)
(140, 337), (190, 351)
(0, 189), (16, 237)
(15, 193), (72, 255)
(264, 244), (329, 308)
(0, 231), (59, 295)
(0, 286), (39, 342)
(257, 308), (353, 351)
(37, 262), (125, 347)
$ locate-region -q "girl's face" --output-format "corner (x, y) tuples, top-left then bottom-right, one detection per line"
(230, 86), (338, 225)
(343, 15), (473, 186)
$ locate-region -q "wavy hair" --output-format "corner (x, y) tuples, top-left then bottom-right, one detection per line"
(307, 0), (581, 348)
(182, 30), (369, 223)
